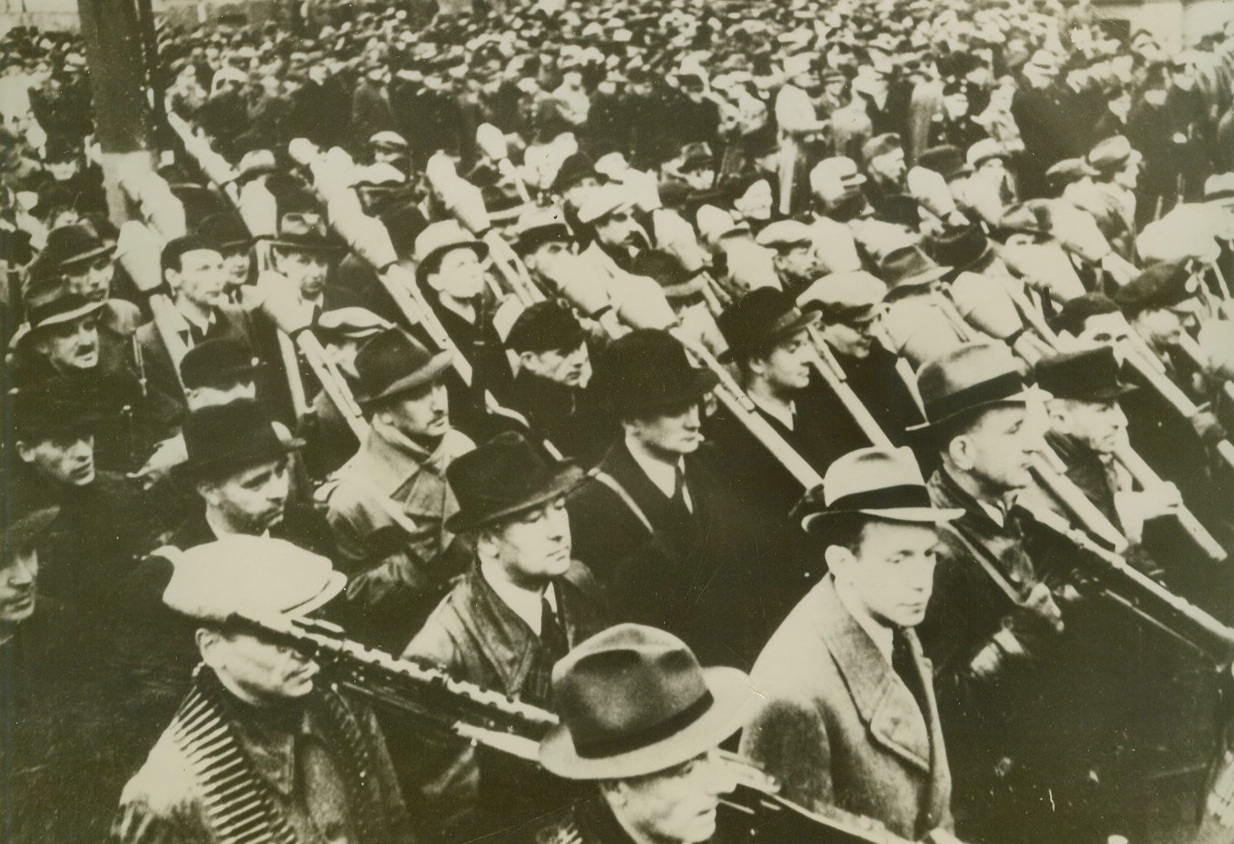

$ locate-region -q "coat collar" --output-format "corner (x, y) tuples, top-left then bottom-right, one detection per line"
(349, 421), (464, 495)
(812, 577), (934, 773)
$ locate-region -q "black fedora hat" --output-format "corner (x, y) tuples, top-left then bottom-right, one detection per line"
(179, 338), (263, 390)
(592, 329), (719, 417)
(926, 224), (994, 277)
(353, 328), (453, 407)
(717, 287), (818, 363)
(445, 431), (585, 533)
(178, 400), (302, 479)
(1034, 346), (1136, 403)
(11, 376), (103, 442)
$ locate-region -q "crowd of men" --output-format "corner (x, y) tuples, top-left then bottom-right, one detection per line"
(4, 0), (1234, 841)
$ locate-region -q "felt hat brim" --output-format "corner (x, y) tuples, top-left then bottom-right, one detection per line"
(539, 667), (754, 780)
(415, 241), (490, 283)
(445, 463), (586, 533)
(802, 505), (963, 533)
(4, 507), (61, 550)
(175, 436), (305, 479)
(355, 350), (454, 406)
(904, 385), (1048, 433)
(719, 309), (820, 363)
(10, 299), (107, 351)
(612, 368), (720, 416)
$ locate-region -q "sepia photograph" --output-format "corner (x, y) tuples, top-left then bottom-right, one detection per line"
(2, 0), (1234, 841)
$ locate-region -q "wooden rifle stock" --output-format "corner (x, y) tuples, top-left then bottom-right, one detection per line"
(1023, 505), (1234, 666)
(228, 613), (967, 844)
(1027, 455), (1234, 664)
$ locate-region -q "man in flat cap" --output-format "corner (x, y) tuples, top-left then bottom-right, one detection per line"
(799, 270), (925, 442)
(516, 624), (754, 844)
(196, 212), (254, 298)
(911, 342), (1172, 844)
(741, 446), (958, 840)
(112, 536), (414, 844)
(134, 235), (256, 407)
(567, 329), (775, 668)
(396, 432), (607, 843)
(1064, 135), (1140, 262)
(323, 328), (475, 650)
(1114, 260), (1207, 401)
(504, 300), (605, 463)
(755, 220), (820, 299)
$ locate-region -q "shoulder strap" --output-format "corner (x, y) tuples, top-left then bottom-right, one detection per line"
(591, 470), (654, 534)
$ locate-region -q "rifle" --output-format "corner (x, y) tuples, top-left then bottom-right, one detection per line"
(226, 613), (966, 844)
(1023, 503), (1234, 667)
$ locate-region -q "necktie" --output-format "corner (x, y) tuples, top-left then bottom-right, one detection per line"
(670, 465), (691, 513)
(892, 627), (930, 719)
(540, 592), (569, 664)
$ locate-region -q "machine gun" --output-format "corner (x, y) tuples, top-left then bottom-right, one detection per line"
(227, 613), (967, 844)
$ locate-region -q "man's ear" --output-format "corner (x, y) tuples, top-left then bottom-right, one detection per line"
(824, 544), (855, 580)
(164, 266), (181, 291)
(518, 350), (539, 370)
(15, 440), (37, 464)
(946, 435), (973, 472)
(196, 628), (222, 666)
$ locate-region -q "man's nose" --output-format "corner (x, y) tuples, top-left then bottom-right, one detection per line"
(703, 751), (738, 796)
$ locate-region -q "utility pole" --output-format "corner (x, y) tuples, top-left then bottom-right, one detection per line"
(76, 0), (157, 222)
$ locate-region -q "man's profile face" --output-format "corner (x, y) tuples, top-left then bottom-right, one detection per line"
(953, 403), (1043, 494)
(628, 400), (705, 458)
(1051, 397), (1126, 454)
(203, 630), (319, 704)
(776, 243), (818, 282)
(830, 519), (941, 628)
(19, 432), (96, 486)
(820, 313), (877, 359)
(524, 239), (573, 281)
(614, 749), (737, 844)
(199, 457), (290, 534)
(521, 343), (590, 387)
(1133, 306), (1188, 350)
(0, 547), (39, 627)
(484, 498), (573, 585)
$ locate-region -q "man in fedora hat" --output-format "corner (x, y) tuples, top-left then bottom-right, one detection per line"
(708, 287), (869, 571)
(113, 537), (414, 844)
(567, 329), (775, 668)
(741, 446), (958, 840)
(113, 400), (337, 743)
(521, 624), (753, 844)
(134, 235), (256, 407)
(395, 431), (607, 843)
(910, 342), (1158, 844)
(266, 188), (356, 319)
(1034, 347), (1180, 543)
(323, 327), (475, 650)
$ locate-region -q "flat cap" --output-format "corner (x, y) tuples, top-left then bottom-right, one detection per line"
(162, 536), (346, 624)
(755, 220), (814, 250)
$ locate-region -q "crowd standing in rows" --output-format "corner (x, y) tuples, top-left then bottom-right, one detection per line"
(4, 0), (1234, 842)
